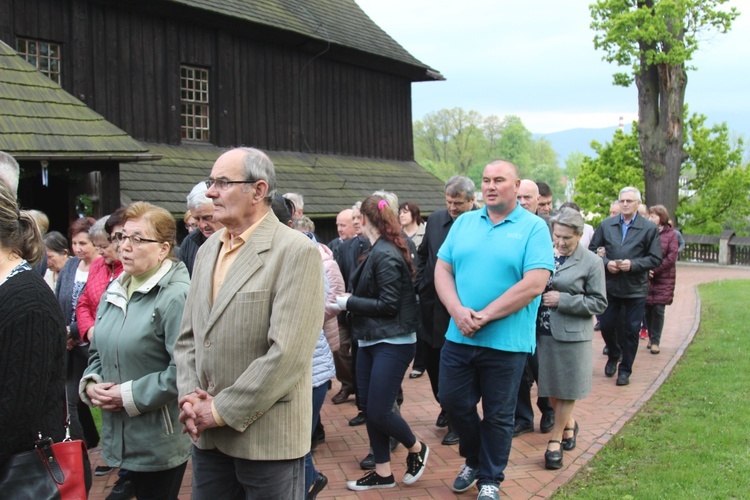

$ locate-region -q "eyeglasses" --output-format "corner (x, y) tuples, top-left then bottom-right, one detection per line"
(113, 232), (160, 246)
(204, 178), (258, 191)
(185, 224), (199, 231)
(619, 199), (638, 204)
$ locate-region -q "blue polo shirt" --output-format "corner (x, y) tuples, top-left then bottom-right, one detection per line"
(437, 202), (553, 353)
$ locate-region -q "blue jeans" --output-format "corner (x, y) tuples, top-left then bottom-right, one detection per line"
(304, 382), (329, 492)
(191, 446), (304, 500)
(439, 340), (527, 486)
(356, 342), (416, 464)
(600, 295), (647, 376)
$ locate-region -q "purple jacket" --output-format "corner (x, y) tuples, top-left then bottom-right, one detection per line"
(647, 225), (679, 306)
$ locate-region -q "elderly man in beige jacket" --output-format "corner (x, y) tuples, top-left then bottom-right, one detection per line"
(175, 147), (325, 499)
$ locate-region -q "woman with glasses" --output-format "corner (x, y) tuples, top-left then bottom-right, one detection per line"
(43, 230), (69, 290)
(76, 208), (126, 345)
(80, 202), (191, 499)
(55, 216), (98, 447)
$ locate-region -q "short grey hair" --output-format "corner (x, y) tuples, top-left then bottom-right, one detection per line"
(619, 186), (641, 202)
(283, 192), (303, 211)
(89, 215), (111, 241)
(550, 207), (584, 235)
(371, 190), (398, 214)
(237, 147), (277, 203)
(444, 175), (475, 201)
(292, 216), (315, 232)
(187, 181), (212, 210)
(0, 151), (20, 194)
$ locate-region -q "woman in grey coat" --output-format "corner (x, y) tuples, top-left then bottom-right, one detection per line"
(536, 208), (607, 470)
(80, 202), (191, 499)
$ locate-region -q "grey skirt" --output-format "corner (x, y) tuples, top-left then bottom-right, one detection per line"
(537, 335), (592, 400)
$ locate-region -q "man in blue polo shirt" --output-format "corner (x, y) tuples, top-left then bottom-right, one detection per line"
(435, 160), (553, 500)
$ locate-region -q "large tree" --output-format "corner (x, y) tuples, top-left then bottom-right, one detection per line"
(590, 0), (739, 220)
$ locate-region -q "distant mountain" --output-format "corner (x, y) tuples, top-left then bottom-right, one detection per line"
(535, 113), (749, 165)
(533, 125), (633, 164)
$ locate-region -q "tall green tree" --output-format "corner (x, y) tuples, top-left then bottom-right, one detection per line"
(590, 0), (739, 221)
(574, 128), (644, 225)
(679, 114), (750, 234)
(414, 107), (485, 179)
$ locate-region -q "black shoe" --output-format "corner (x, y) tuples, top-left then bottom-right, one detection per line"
(513, 422), (534, 437)
(95, 465), (115, 476)
(441, 430), (460, 445)
(348, 412), (366, 426)
(403, 442), (429, 485)
(390, 436), (399, 452)
(605, 358), (618, 377)
(616, 373), (630, 386)
(561, 420), (579, 451)
(307, 472), (328, 499)
(359, 452), (375, 470)
(106, 477), (135, 500)
(594, 321), (601, 332)
(540, 411), (555, 434)
(346, 470), (395, 491)
(544, 441), (563, 470)
(409, 369), (425, 379)
(602, 345), (609, 355)
(436, 409), (449, 428)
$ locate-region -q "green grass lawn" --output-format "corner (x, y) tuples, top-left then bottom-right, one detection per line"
(555, 280), (750, 498)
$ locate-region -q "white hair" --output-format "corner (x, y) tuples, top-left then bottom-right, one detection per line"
(0, 151), (20, 194)
(619, 186), (642, 202)
(187, 181), (212, 210)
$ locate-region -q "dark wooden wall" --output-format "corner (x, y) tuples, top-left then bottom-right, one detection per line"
(1, 0), (415, 160)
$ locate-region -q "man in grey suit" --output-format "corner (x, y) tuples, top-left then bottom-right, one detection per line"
(588, 186), (662, 386)
(175, 147), (325, 499)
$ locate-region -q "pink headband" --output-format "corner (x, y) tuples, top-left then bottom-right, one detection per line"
(377, 199), (388, 211)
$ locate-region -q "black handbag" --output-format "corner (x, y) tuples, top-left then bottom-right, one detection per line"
(0, 389), (91, 499)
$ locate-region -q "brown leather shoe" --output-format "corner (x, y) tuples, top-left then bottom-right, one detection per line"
(332, 389), (352, 405)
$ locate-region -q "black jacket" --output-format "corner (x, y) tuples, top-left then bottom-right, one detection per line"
(415, 209), (456, 347)
(588, 214), (662, 298)
(179, 229), (207, 277)
(347, 238), (419, 342)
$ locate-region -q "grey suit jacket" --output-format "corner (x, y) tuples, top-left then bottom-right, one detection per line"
(175, 211), (325, 460)
(548, 244), (608, 342)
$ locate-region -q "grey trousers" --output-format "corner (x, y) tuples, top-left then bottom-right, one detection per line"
(191, 446), (305, 500)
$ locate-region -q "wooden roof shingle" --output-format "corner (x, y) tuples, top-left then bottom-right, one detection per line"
(162, 0), (443, 81)
(121, 143), (446, 216)
(0, 40), (156, 161)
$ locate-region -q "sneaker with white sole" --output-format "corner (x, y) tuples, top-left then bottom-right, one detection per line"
(403, 441), (429, 485)
(452, 463), (478, 493)
(346, 470), (396, 491)
(477, 483), (500, 500)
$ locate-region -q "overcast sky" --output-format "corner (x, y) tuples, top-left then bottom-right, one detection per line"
(356, 0), (750, 135)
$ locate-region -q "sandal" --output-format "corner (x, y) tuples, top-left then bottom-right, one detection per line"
(561, 420), (579, 451)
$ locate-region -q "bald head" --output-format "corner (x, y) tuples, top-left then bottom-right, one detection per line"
(336, 208), (355, 240)
(517, 179), (539, 214)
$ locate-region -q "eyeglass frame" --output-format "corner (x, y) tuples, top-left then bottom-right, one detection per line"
(204, 178), (259, 191)
(113, 232), (162, 246)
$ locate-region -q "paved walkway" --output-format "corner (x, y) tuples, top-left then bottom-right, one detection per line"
(88, 263), (750, 499)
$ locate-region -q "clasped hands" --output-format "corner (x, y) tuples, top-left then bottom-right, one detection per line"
(606, 259), (631, 274)
(86, 382), (123, 411)
(179, 387), (219, 442)
(452, 306), (486, 338)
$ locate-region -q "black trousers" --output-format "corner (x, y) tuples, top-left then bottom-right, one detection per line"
(514, 351), (553, 427)
(600, 295), (647, 377)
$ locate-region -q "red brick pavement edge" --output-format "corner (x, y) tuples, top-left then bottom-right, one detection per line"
(87, 263), (750, 499)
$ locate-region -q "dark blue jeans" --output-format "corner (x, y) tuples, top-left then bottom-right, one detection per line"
(304, 382), (328, 492)
(600, 295), (647, 376)
(439, 340), (527, 486)
(191, 447), (305, 500)
(356, 341), (417, 464)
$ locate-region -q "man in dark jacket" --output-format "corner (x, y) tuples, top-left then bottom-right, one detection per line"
(589, 186), (662, 386)
(180, 181), (222, 276)
(416, 175), (475, 445)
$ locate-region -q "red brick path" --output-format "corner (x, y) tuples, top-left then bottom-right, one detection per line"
(87, 263), (750, 499)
